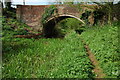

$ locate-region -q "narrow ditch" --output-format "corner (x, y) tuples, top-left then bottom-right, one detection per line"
(82, 40), (106, 78)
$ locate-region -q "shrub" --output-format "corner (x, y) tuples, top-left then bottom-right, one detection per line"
(2, 17), (32, 52)
(41, 5), (57, 24)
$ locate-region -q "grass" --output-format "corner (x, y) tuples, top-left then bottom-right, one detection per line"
(80, 23), (119, 78)
(2, 30), (94, 78)
(2, 17), (119, 78)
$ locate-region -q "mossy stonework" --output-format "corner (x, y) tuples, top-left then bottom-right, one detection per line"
(16, 5), (97, 32)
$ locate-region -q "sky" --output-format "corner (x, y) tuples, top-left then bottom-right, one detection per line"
(3, 0), (120, 5)
(1, 0), (120, 7)
(12, 0), (50, 5)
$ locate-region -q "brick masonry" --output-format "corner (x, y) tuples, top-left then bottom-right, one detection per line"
(16, 5), (88, 31)
(16, 5), (50, 31)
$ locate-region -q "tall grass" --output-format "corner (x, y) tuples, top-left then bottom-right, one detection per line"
(2, 30), (94, 78)
(81, 22), (119, 78)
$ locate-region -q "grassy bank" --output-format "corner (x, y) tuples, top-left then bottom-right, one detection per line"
(2, 30), (94, 78)
(81, 23), (119, 78)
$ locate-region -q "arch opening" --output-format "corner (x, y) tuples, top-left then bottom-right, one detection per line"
(43, 15), (85, 38)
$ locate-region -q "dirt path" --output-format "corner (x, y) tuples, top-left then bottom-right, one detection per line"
(82, 40), (106, 78)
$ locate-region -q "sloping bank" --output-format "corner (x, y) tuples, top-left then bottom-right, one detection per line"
(80, 23), (119, 78)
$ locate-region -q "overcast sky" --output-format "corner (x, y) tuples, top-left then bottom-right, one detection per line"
(1, 0), (120, 5)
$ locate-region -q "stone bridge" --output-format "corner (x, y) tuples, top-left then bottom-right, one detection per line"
(16, 4), (96, 35)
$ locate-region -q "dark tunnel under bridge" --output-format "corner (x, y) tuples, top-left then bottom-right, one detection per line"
(43, 14), (85, 38)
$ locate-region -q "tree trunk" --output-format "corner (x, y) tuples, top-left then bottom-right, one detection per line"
(107, 2), (113, 25)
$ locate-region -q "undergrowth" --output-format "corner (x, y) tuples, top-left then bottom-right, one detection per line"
(41, 5), (57, 24)
(81, 22), (119, 78)
(2, 30), (94, 78)
(2, 8), (119, 78)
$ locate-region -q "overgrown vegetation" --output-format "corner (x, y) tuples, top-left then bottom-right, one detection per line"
(2, 17), (28, 52)
(81, 22), (120, 78)
(93, 2), (114, 24)
(41, 5), (57, 24)
(2, 31), (94, 78)
(3, 8), (16, 19)
(2, 18), (27, 39)
(2, 17), (44, 53)
(52, 18), (84, 37)
(2, 1), (119, 78)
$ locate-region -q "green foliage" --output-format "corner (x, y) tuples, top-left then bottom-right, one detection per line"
(93, 10), (105, 25)
(55, 18), (84, 37)
(2, 17), (29, 40)
(81, 10), (91, 24)
(41, 5), (57, 24)
(2, 17), (35, 52)
(3, 7), (16, 18)
(81, 22), (119, 78)
(5, 1), (12, 10)
(2, 31), (94, 78)
(2, 3), (119, 78)
(93, 2), (114, 24)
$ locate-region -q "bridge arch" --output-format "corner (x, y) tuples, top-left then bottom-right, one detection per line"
(43, 14), (85, 38)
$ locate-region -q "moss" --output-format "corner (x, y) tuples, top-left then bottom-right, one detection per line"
(41, 5), (57, 24)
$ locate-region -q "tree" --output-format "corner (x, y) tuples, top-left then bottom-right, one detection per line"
(5, 0), (12, 10)
(0, 0), (3, 8)
(91, 0), (114, 24)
